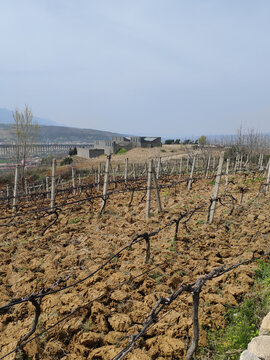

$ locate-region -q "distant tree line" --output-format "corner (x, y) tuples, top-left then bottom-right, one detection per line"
(69, 147), (77, 156)
(164, 136), (207, 146)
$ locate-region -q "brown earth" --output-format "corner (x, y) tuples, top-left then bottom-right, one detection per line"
(68, 144), (217, 170)
(0, 172), (269, 359)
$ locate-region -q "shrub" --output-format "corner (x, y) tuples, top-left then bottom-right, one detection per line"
(116, 148), (127, 155)
(69, 147), (77, 156)
(60, 157), (73, 166)
(41, 155), (53, 166)
(165, 139), (174, 144)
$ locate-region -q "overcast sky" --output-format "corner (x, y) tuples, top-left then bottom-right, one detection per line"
(1, 0), (270, 137)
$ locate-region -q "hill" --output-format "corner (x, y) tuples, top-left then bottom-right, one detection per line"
(0, 123), (125, 144)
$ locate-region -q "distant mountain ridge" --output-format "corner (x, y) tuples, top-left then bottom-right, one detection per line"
(0, 108), (126, 143)
(0, 108), (59, 126)
(0, 123), (125, 144)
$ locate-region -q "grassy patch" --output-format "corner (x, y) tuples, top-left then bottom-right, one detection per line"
(149, 271), (163, 283)
(116, 148), (127, 155)
(69, 217), (80, 224)
(199, 259), (270, 360)
(168, 240), (176, 252)
(162, 190), (170, 198)
(80, 319), (92, 332)
(197, 219), (205, 225)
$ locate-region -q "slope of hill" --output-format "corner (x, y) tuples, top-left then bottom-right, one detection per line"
(0, 123), (125, 144)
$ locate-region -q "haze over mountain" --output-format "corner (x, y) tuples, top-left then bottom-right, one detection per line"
(0, 108), (59, 126)
(0, 122), (125, 144)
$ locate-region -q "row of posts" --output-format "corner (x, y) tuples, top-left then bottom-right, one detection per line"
(10, 154), (270, 223)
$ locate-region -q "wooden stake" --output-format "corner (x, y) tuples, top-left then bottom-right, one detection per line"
(24, 178), (28, 195)
(132, 163), (136, 180)
(100, 155), (111, 214)
(225, 158), (230, 192)
(208, 152), (224, 224)
(156, 157), (161, 179)
(146, 159), (153, 218)
(113, 168), (117, 189)
(205, 156), (210, 178)
(6, 184), (10, 206)
(259, 154), (264, 171)
(152, 167), (162, 213)
(78, 173), (81, 193)
(97, 164), (101, 191)
(258, 153), (262, 169)
(72, 167), (76, 195)
(239, 154), (243, 172)
(50, 159), (56, 210)
(187, 157), (196, 190)
(46, 176), (50, 199)
(124, 158), (128, 184)
(13, 165), (19, 211)
(265, 159), (270, 192)
(178, 157), (182, 179)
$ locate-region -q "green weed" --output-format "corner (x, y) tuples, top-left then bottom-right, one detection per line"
(69, 217), (80, 224)
(200, 259), (270, 359)
(80, 319), (92, 332)
(116, 148), (127, 155)
(197, 219), (205, 225)
(149, 271), (163, 283)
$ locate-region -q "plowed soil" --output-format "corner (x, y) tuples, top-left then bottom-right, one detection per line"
(0, 174), (269, 360)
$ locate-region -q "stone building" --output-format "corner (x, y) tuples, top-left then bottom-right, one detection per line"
(77, 136), (161, 158)
(77, 147), (105, 158)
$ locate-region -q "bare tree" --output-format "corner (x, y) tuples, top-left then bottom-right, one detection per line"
(11, 105), (39, 185)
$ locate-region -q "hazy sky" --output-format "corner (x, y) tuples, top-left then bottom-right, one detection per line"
(1, 1), (270, 137)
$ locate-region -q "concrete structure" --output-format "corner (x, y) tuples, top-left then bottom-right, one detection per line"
(92, 140), (119, 154)
(0, 144), (81, 159)
(77, 136), (161, 159)
(77, 147), (104, 158)
(111, 136), (162, 149)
